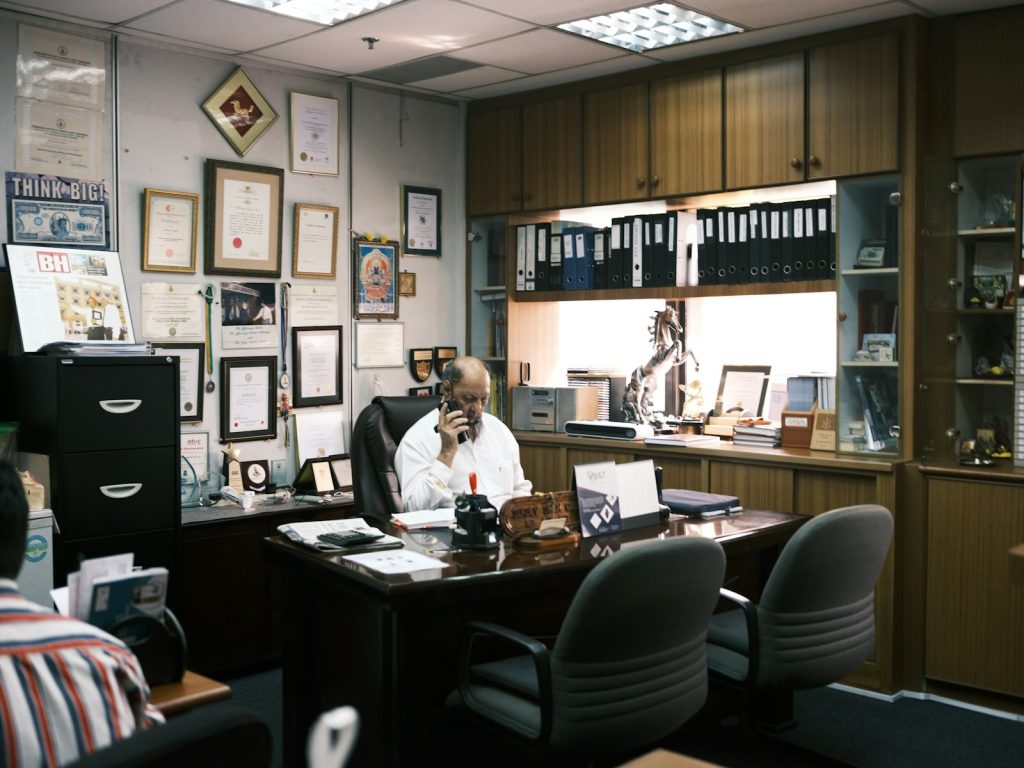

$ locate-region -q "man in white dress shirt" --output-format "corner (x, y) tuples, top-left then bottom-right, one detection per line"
(395, 356), (532, 512)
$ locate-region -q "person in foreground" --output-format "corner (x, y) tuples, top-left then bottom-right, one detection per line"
(395, 356), (532, 512)
(0, 459), (163, 767)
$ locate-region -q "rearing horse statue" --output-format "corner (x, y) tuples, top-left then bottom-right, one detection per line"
(622, 306), (699, 425)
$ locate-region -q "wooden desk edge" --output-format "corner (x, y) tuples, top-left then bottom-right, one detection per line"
(150, 670), (231, 716)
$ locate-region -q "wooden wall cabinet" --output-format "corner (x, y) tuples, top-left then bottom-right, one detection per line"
(808, 33), (900, 179)
(467, 106), (521, 216)
(924, 476), (1024, 696)
(583, 83), (650, 204)
(522, 95), (582, 211)
(954, 5), (1024, 158)
(649, 69), (724, 197)
(725, 52), (806, 189)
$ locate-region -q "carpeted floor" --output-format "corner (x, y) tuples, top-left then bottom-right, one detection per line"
(209, 666), (1024, 767)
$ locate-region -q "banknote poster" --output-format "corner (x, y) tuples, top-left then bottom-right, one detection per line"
(6, 171), (109, 248)
(3, 244), (134, 352)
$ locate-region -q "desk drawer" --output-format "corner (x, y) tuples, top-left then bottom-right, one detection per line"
(60, 364), (177, 452)
(55, 447), (178, 538)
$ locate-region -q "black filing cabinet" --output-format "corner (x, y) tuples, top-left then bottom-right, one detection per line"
(3, 356), (181, 609)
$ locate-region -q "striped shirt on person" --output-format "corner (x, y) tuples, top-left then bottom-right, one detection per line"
(0, 580), (164, 767)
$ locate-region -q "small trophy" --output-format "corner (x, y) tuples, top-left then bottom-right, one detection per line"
(222, 442), (244, 492)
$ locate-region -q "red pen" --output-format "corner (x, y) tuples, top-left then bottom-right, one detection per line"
(469, 471), (478, 494)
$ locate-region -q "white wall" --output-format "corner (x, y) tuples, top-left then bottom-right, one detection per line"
(0, 11), (464, 484)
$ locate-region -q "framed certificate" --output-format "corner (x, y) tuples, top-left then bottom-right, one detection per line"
(289, 92), (339, 175)
(716, 365), (772, 417)
(201, 67), (278, 157)
(204, 159), (283, 277)
(355, 321), (403, 368)
(220, 356), (277, 442)
(180, 431), (210, 483)
(292, 203), (338, 279)
(294, 410), (345, 463)
(153, 342), (205, 422)
(353, 239), (398, 319)
(292, 325), (343, 408)
(401, 185), (441, 257)
(143, 189), (199, 273)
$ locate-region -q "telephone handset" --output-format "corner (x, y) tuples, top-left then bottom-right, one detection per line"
(438, 398), (469, 443)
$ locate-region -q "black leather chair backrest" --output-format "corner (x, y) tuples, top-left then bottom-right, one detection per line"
(351, 395), (437, 523)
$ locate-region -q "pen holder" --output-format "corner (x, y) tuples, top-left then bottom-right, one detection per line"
(452, 493), (499, 550)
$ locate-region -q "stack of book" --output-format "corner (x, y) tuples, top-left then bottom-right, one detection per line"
(644, 432), (721, 448)
(732, 421), (782, 447)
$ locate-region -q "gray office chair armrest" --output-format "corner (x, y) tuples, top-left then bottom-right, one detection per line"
(718, 587), (759, 685)
(457, 620), (552, 742)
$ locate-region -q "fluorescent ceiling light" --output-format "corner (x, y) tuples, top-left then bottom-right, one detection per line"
(558, 3), (743, 52)
(225, 0), (405, 26)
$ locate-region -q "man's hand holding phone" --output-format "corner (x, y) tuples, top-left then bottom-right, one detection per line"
(436, 399), (468, 464)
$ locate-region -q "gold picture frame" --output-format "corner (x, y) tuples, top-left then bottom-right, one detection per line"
(201, 67), (278, 157)
(142, 189), (199, 273)
(399, 271), (416, 296)
(292, 203), (339, 279)
(204, 159), (284, 277)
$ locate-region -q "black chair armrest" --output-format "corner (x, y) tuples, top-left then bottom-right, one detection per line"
(457, 620), (552, 742)
(718, 588), (759, 685)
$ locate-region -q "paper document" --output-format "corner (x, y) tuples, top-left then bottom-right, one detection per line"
(391, 508), (455, 530)
(342, 549), (448, 575)
(277, 517), (403, 552)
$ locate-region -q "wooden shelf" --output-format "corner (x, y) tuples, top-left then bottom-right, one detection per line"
(955, 307), (1015, 316)
(841, 360), (900, 368)
(474, 285), (506, 295)
(840, 267), (899, 277)
(957, 227), (1014, 238)
(955, 377), (1014, 386)
(514, 278), (836, 303)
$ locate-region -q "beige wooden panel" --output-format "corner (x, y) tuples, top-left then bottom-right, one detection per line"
(520, 444), (566, 493)
(650, 69), (723, 196)
(793, 470), (877, 516)
(709, 462), (793, 513)
(925, 478), (1024, 695)
(466, 106), (521, 216)
(522, 95), (582, 211)
(725, 52), (805, 189)
(583, 83), (649, 204)
(807, 33), (899, 179)
(954, 6), (1024, 157)
(657, 457), (704, 493)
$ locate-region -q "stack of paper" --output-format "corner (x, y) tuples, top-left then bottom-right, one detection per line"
(51, 553), (169, 631)
(391, 508), (456, 530)
(277, 517), (403, 552)
(644, 432), (721, 448)
(732, 421), (782, 447)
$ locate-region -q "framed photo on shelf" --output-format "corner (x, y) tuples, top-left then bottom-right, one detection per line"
(399, 271), (416, 296)
(289, 92), (339, 175)
(353, 239), (398, 319)
(220, 356), (277, 442)
(292, 325), (343, 408)
(716, 365), (772, 417)
(401, 185), (441, 257)
(292, 203), (338, 279)
(201, 67), (278, 157)
(153, 342), (205, 422)
(204, 159), (284, 277)
(142, 189), (199, 272)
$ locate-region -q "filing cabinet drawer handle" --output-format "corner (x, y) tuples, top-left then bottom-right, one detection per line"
(99, 399), (142, 414)
(99, 483), (143, 499)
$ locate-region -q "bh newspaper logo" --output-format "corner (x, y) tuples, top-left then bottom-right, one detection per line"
(36, 251), (72, 273)
(24, 535), (48, 563)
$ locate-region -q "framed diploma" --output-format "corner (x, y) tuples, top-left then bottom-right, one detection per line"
(401, 185), (441, 257)
(180, 432), (210, 484)
(716, 365), (772, 417)
(294, 410), (345, 463)
(292, 203), (338, 279)
(292, 325), (343, 408)
(153, 342), (205, 422)
(143, 189), (199, 273)
(220, 356), (277, 442)
(353, 239), (398, 319)
(355, 321), (403, 368)
(289, 93), (339, 176)
(201, 67), (278, 157)
(204, 159), (283, 277)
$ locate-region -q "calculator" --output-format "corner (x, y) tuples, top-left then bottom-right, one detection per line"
(317, 530), (385, 547)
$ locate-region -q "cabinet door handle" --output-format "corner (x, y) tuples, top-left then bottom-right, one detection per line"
(99, 399), (142, 414)
(100, 483), (143, 499)
(637, 177), (646, 188)
(808, 155), (820, 167)
(790, 158), (803, 170)
(651, 175), (660, 187)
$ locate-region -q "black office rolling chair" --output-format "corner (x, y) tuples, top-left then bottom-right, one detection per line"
(447, 537), (727, 763)
(350, 395), (438, 523)
(705, 504), (893, 723)
(65, 704), (271, 768)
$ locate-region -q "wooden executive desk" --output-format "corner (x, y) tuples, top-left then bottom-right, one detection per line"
(264, 510), (807, 768)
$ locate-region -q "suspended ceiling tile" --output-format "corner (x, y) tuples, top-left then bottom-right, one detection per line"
(457, 28), (624, 75)
(458, 0), (635, 26)
(455, 52), (652, 99)
(0, 0), (175, 25)
(680, 0), (894, 29)
(409, 64), (524, 93)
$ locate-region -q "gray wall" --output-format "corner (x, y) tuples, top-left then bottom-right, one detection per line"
(1, 11), (464, 483)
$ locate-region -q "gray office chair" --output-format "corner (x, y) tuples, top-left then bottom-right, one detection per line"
(705, 504), (893, 703)
(447, 537), (726, 759)
(65, 704), (271, 768)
